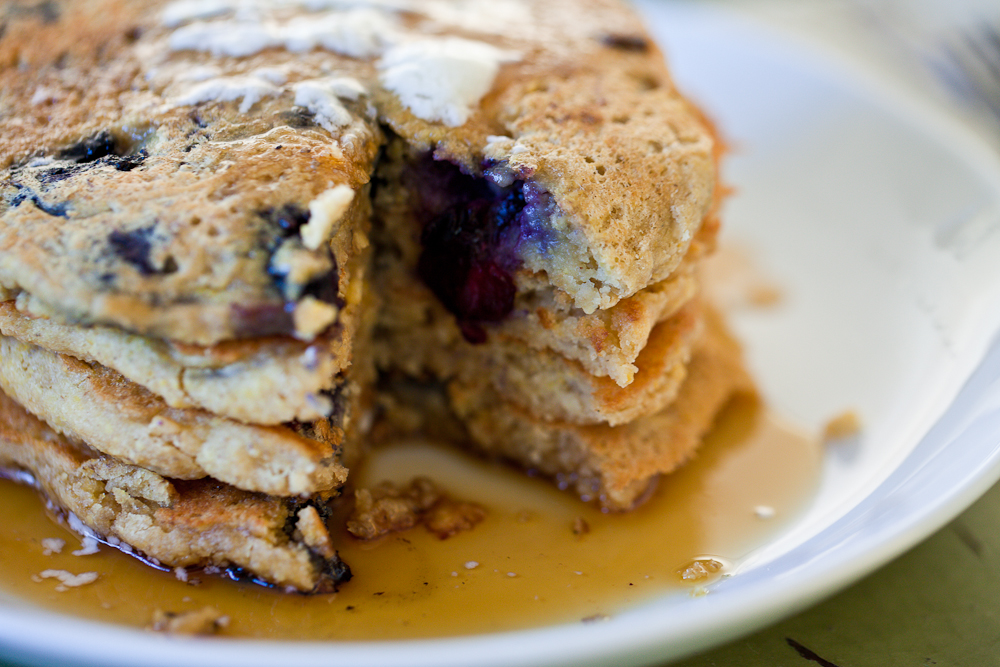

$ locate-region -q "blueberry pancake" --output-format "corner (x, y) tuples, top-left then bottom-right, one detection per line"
(448, 307), (754, 510)
(0, 301), (353, 425)
(0, 0), (745, 586)
(0, 390), (350, 593)
(0, 335), (348, 496)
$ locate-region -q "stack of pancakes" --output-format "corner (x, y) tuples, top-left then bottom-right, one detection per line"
(373, 139), (750, 511)
(0, 0), (750, 590)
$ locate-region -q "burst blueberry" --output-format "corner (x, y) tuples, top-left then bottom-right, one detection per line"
(417, 184), (524, 342)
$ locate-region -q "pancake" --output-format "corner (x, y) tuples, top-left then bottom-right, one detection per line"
(0, 0), (744, 591)
(0, 389), (350, 593)
(377, 296), (705, 426)
(0, 335), (348, 496)
(0, 301), (352, 425)
(449, 308), (754, 510)
(0, 0), (713, 337)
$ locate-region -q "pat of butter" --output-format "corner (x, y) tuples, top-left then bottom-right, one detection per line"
(378, 37), (519, 126)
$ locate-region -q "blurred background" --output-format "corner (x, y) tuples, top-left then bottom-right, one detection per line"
(659, 1), (1000, 665)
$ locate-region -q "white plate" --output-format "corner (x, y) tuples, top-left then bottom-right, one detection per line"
(5, 3), (1000, 666)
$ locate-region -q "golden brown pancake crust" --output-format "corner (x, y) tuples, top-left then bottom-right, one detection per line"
(0, 335), (347, 496)
(0, 389), (350, 593)
(450, 308), (754, 510)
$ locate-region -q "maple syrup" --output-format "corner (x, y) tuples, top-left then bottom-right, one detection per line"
(0, 396), (819, 639)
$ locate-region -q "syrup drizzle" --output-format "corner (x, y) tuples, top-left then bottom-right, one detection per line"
(0, 396), (818, 639)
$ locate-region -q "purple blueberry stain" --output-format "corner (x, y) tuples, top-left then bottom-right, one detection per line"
(412, 154), (551, 343)
(518, 180), (558, 253)
(108, 225), (162, 275)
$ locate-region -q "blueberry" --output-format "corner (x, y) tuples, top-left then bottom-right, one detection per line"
(107, 226), (158, 275)
(302, 260), (343, 308)
(110, 149), (147, 172)
(260, 203), (311, 237)
(59, 131), (119, 163)
(9, 185), (67, 217)
(417, 183), (523, 342)
(453, 260), (516, 322)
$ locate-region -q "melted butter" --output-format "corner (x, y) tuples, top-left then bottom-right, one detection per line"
(0, 396), (819, 639)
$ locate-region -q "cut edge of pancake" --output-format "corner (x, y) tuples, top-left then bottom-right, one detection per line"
(0, 389), (351, 593)
(449, 306), (754, 510)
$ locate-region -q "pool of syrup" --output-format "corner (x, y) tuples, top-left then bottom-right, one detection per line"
(0, 396), (819, 639)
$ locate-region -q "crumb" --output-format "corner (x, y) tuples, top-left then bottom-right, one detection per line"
(747, 284), (782, 307)
(754, 505), (776, 520)
(464, 561), (479, 569)
(424, 499), (486, 539)
(34, 569), (99, 592)
(173, 567), (189, 583)
(149, 607), (228, 635)
(582, 614), (610, 623)
(823, 410), (862, 441)
(676, 559), (724, 583)
(572, 517), (590, 536)
(346, 477), (485, 540)
(294, 505), (336, 558)
(346, 478), (439, 539)
(41, 538), (65, 555)
(72, 535), (100, 556)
